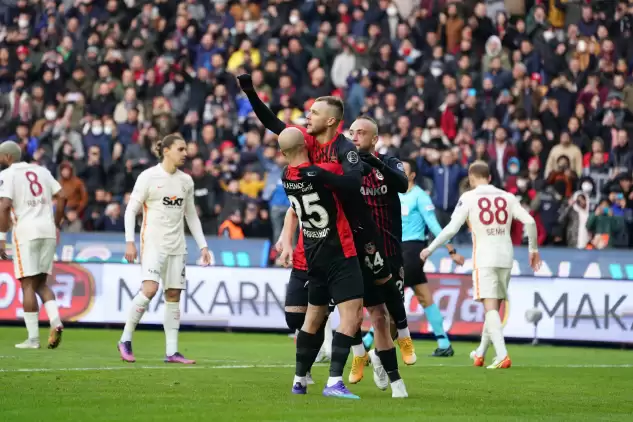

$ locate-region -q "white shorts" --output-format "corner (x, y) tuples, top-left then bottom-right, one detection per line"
(12, 238), (56, 279)
(472, 268), (511, 301)
(141, 249), (187, 291)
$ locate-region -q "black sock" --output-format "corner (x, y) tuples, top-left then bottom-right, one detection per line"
(296, 330), (322, 377)
(329, 332), (356, 377)
(376, 348), (401, 382)
(306, 320), (327, 373)
(380, 279), (409, 330)
(352, 328), (363, 346)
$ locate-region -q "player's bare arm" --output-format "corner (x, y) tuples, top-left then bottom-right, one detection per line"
(277, 207), (297, 268)
(0, 197), (11, 259)
(237, 74), (286, 135)
(183, 178), (210, 266)
(53, 190), (67, 228)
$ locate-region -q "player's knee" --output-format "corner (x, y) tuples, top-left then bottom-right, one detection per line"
(141, 281), (160, 299)
(164, 288), (181, 302)
(285, 312), (306, 331)
(368, 305), (389, 331)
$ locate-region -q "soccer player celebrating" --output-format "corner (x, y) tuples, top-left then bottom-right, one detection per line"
(118, 134), (211, 363)
(279, 127), (366, 399)
(0, 141), (66, 349)
(347, 116), (417, 384)
(400, 159), (465, 357)
(421, 161), (541, 369)
(239, 76), (407, 397)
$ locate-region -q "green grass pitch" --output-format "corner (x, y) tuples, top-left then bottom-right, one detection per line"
(0, 327), (631, 422)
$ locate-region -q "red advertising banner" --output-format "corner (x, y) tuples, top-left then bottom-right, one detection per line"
(0, 262), (96, 322)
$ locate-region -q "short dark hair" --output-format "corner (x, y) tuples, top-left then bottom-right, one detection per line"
(468, 160), (490, 179)
(155, 133), (184, 159)
(404, 159), (417, 175)
(315, 96), (344, 121)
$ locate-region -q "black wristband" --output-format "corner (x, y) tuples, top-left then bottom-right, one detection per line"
(449, 249), (457, 255)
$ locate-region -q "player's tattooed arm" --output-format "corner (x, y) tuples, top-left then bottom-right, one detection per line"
(237, 74), (286, 135)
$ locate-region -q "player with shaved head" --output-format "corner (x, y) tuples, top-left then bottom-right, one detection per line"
(0, 141), (67, 349)
(421, 160), (542, 369)
(278, 127), (370, 399)
(239, 75), (407, 398)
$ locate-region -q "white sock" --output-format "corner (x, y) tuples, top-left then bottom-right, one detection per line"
(43, 300), (62, 328)
(352, 344), (366, 357)
(397, 327), (410, 339)
(164, 301), (181, 356)
(326, 376), (342, 387)
(120, 293), (150, 342)
(23, 311), (39, 340)
(323, 316), (333, 353)
(293, 375), (306, 387)
(485, 310), (507, 359)
(476, 319), (491, 357)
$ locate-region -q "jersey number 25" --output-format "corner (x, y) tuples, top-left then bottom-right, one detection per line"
(288, 193), (329, 229)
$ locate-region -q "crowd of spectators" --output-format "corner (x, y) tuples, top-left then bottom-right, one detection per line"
(2, 0), (633, 252)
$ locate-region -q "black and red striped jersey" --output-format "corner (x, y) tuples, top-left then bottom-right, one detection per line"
(283, 162), (356, 269)
(361, 153), (405, 257)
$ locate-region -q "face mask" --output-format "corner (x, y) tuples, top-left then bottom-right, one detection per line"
(543, 30), (554, 42)
(582, 182), (593, 193)
(289, 15), (299, 25)
(387, 6), (398, 17)
(430, 67), (443, 78)
(18, 19), (29, 29)
(44, 110), (57, 120)
(517, 180), (528, 190)
(92, 126), (103, 136)
(104, 126), (113, 135)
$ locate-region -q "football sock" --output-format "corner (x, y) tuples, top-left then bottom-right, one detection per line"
(43, 300), (62, 328)
(485, 309), (508, 359)
(380, 279), (409, 330)
(306, 321), (326, 372)
(120, 292), (150, 342)
(351, 329), (366, 357)
(329, 331), (355, 383)
(424, 303), (450, 349)
(376, 348), (401, 382)
(23, 311), (39, 340)
(296, 330), (322, 378)
(164, 301), (181, 356)
(362, 326), (374, 348)
(476, 319), (491, 356)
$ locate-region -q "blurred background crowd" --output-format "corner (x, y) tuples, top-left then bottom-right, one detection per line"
(2, 0), (633, 257)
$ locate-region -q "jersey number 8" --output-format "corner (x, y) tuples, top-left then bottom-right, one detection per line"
(25, 171), (43, 197)
(288, 193), (329, 229)
(477, 197), (508, 225)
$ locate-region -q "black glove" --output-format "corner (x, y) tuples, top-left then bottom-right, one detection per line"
(299, 165), (324, 180)
(359, 151), (385, 170)
(237, 74), (254, 92)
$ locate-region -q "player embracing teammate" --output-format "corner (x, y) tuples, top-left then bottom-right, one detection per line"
(238, 74), (407, 399)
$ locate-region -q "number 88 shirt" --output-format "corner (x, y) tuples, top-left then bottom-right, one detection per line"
(0, 163), (61, 278)
(282, 162), (364, 306)
(453, 184), (533, 301)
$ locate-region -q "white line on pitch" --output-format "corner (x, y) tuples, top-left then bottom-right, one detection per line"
(1, 363), (633, 373)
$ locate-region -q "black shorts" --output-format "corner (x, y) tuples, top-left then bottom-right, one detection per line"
(388, 253), (405, 299)
(285, 269), (310, 308)
(308, 257), (364, 307)
(402, 240), (428, 287)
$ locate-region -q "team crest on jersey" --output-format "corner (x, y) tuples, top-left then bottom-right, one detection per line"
(375, 170), (384, 180)
(347, 151), (359, 164)
(396, 162), (404, 172)
(364, 242), (376, 255)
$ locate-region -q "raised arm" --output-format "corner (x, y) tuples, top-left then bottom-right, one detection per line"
(237, 74), (286, 135)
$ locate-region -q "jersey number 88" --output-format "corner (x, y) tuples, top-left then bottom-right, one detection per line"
(477, 197), (508, 225)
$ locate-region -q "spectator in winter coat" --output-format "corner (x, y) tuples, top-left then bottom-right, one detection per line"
(558, 191), (591, 249)
(587, 198), (625, 249)
(58, 161), (88, 215)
